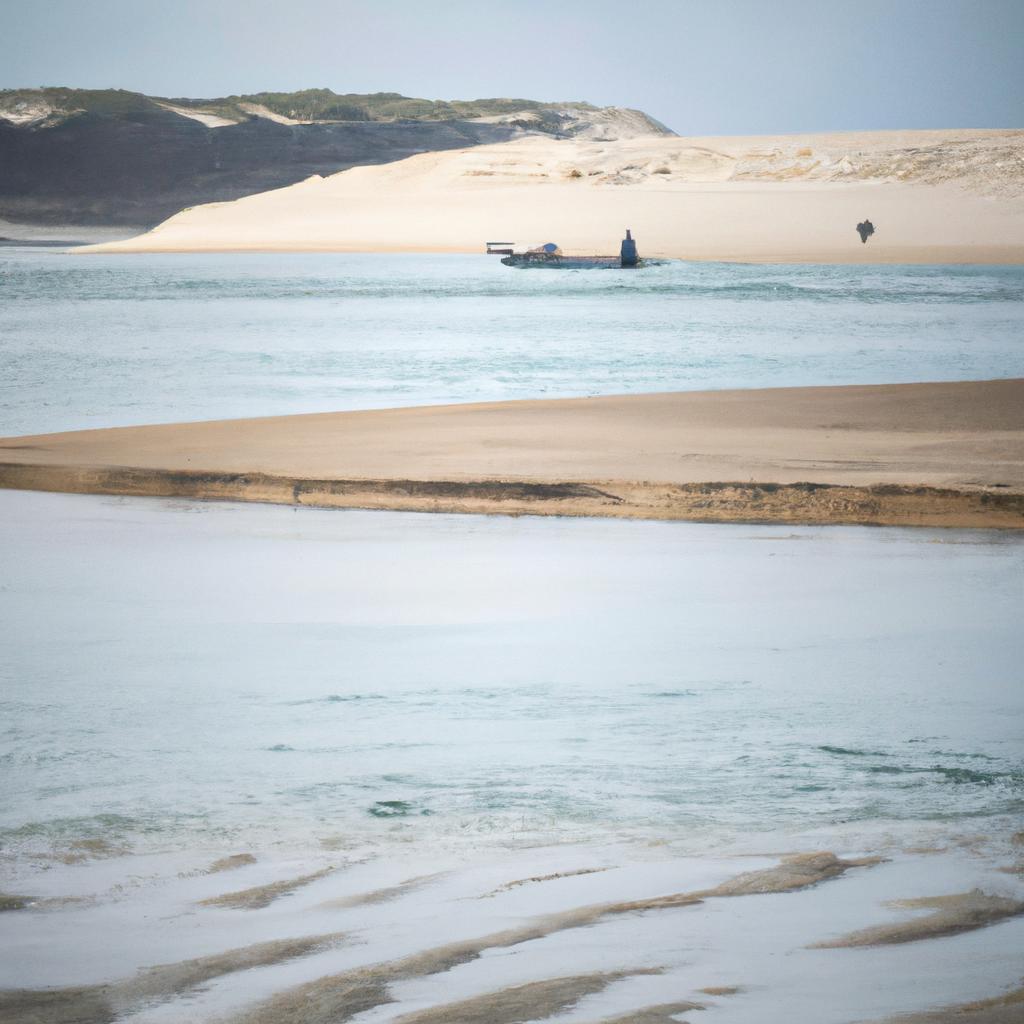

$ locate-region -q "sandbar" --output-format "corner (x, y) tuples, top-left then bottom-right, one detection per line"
(1, 380), (1021, 528)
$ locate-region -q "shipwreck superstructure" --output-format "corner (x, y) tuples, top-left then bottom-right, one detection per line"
(491, 230), (646, 269)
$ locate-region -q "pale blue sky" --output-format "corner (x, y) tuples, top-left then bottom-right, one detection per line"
(1, 0), (1021, 134)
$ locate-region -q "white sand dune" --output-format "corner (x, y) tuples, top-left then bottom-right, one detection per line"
(236, 101), (317, 125)
(83, 129), (1024, 262)
(153, 101), (240, 128)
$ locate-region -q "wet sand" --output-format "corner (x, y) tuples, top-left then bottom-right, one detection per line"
(0, 933), (347, 1024)
(3, 845), (1022, 1024)
(811, 890), (1024, 947)
(199, 867), (336, 910)
(873, 987), (1024, 1024)
(1, 380), (1022, 528)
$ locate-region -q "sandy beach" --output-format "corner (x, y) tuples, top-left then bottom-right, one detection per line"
(5, 840), (1023, 1024)
(5, 4), (1024, 1021)
(2, 379), (1022, 528)
(79, 130), (1024, 263)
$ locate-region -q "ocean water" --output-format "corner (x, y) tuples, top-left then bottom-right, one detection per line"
(2, 490), (1021, 864)
(2, 248), (1023, 863)
(2, 251), (1024, 1019)
(1, 249), (1023, 435)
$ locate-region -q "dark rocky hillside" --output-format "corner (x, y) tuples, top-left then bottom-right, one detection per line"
(0, 89), (671, 227)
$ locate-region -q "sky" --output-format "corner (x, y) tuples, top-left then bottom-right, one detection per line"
(1, 0), (1021, 135)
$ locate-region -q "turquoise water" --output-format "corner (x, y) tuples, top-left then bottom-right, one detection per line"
(1, 491), (1021, 859)
(1, 250), (1022, 435)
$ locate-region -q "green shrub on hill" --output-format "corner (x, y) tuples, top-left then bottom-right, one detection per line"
(0, 87), (159, 118)
(154, 89), (595, 125)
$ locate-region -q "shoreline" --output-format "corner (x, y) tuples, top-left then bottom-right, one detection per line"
(70, 242), (1024, 265)
(2, 467), (1023, 529)
(3, 836), (1023, 1023)
(2, 379), (1022, 529)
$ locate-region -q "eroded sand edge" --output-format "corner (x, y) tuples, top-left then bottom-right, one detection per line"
(2, 381), (1022, 529)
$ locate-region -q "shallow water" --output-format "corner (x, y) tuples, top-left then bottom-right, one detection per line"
(1, 250), (1022, 435)
(2, 491), (1020, 863)
(2, 251), (1023, 1019)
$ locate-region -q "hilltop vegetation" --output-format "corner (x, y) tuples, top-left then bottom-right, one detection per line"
(0, 87), (162, 125)
(0, 87), (621, 133)
(168, 90), (600, 128)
